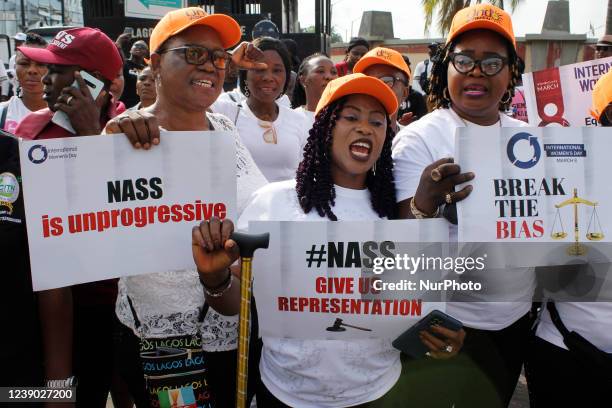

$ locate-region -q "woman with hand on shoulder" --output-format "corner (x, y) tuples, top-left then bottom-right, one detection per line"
(392, 4), (532, 407)
(103, 8), (267, 407)
(193, 73), (466, 407)
(291, 53), (337, 127)
(212, 37), (308, 182)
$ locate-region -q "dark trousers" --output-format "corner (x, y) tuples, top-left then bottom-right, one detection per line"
(455, 312), (533, 408)
(525, 336), (612, 407)
(73, 304), (117, 408)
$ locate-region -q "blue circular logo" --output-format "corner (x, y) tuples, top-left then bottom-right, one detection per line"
(28, 144), (48, 164)
(507, 132), (541, 169)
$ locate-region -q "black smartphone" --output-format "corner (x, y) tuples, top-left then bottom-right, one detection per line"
(392, 309), (463, 359)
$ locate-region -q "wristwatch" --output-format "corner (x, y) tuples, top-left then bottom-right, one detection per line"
(46, 376), (77, 388)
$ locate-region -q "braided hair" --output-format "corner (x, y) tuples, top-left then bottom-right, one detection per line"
(291, 53), (325, 109)
(296, 97), (397, 221)
(428, 32), (521, 112)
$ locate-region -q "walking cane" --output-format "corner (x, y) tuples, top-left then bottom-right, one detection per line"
(230, 231), (270, 408)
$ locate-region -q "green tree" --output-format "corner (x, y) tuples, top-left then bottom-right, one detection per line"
(422, 0), (522, 35)
(302, 25), (344, 43)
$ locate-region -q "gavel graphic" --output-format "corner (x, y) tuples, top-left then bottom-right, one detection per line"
(326, 318), (372, 332)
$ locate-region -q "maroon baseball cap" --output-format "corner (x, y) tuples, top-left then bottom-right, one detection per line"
(18, 27), (122, 82)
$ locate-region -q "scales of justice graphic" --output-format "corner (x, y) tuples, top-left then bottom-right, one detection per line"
(550, 188), (605, 255)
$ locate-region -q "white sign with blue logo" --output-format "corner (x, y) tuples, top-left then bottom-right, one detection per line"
(456, 126), (611, 246)
(19, 132), (236, 291)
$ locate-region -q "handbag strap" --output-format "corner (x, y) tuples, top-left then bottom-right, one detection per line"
(0, 104), (8, 131)
(234, 103), (242, 125)
(546, 301), (570, 337)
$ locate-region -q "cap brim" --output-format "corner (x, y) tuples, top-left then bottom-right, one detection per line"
(170, 14), (242, 50)
(17, 46), (75, 66)
(317, 76), (398, 115)
(353, 55), (411, 81)
(448, 20), (516, 49)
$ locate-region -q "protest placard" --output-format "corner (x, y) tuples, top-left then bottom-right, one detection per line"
(455, 127), (612, 301)
(20, 132), (236, 291)
(247, 219), (458, 340)
(456, 126), (610, 244)
(522, 57), (612, 127)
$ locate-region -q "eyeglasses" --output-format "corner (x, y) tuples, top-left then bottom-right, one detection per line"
(378, 75), (408, 88)
(596, 45), (612, 52)
(449, 52), (508, 77)
(157, 45), (231, 70)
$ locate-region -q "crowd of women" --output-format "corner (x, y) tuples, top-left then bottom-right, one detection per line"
(1, 3), (611, 408)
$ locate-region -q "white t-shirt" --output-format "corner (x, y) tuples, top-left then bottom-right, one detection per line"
(1, 96), (33, 134)
(392, 107), (534, 330)
(115, 112), (268, 352)
(294, 106), (316, 128)
(411, 59), (432, 95)
(237, 180), (401, 408)
(216, 89), (291, 108)
(212, 99), (308, 182)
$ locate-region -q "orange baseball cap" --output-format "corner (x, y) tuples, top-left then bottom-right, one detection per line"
(150, 7), (242, 53)
(591, 69), (612, 121)
(447, 4), (516, 50)
(353, 47), (411, 82)
(315, 73), (399, 115)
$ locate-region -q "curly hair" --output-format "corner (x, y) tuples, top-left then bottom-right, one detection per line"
(239, 36), (292, 98)
(428, 32), (521, 112)
(291, 53), (326, 109)
(296, 97), (397, 221)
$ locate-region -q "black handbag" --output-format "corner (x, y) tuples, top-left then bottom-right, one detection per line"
(547, 302), (612, 374)
(127, 297), (215, 408)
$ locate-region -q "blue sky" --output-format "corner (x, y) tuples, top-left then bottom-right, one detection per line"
(298, 0), (607, 42)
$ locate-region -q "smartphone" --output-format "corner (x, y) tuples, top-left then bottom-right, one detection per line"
(392, 310), (463, 359)
(51, 70), (105, 134)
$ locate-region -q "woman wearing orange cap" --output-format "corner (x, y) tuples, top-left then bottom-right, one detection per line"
(192, 73), (466, 407)
(104, 7), (268, 407)
(353, 46), (412, 133)
(524, 70), (612, 407)
(392, 4), (532, 407)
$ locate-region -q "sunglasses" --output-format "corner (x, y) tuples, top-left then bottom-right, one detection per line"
(596, 45), (612, 52)
(449, 52), (508, 77)
(157, 45), (231, 70)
